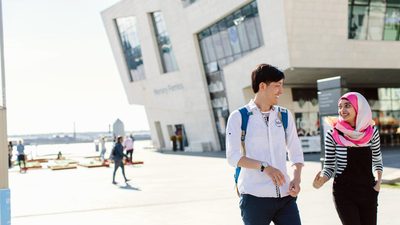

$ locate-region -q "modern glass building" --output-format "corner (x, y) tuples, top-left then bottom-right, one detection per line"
(197, 1), (263, 149)
(102, 0), (400, 152)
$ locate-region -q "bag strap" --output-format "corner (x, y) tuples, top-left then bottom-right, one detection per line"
(234, 107), (251, 193)
(239, 107), (250, 155)
(277, 106), (288, 142)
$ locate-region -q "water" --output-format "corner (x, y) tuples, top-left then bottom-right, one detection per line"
(11, 140), (153, 161)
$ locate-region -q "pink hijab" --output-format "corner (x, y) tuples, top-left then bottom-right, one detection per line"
(326, 92), (374, 146)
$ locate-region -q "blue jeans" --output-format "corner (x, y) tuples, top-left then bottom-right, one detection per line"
(240, 194), (301, 225)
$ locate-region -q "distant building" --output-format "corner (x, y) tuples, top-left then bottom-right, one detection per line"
(102, 0), (400, 151)
(113, 119), (125, 138)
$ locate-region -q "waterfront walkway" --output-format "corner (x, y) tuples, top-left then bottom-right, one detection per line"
(9, 143), (400, 225)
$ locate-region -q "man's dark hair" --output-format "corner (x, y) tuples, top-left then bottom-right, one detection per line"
(251, 64), (285, 93)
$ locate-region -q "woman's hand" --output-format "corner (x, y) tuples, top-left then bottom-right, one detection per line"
(313, 171), (328, 189)
(373, 181), (381, 192)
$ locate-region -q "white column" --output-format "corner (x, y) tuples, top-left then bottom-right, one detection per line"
(0, 0), (11, 224)
(0, 0), (8, 189)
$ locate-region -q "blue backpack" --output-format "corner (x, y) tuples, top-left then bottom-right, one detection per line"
(234, 106), (288, 196)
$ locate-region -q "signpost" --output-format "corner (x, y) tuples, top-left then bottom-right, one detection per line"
(0, 1), (11, 224)
(317, 76), (346, 169)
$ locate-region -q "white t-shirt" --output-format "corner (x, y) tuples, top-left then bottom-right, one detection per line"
(123, 137), (134, 150)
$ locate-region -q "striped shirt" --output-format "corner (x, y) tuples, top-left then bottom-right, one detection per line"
(322, 126), (383, 179)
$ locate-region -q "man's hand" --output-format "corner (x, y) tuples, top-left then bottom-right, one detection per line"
(313, 171), (328, 189)
(264, 166), (286, 186)
(288, 179), (301, 197)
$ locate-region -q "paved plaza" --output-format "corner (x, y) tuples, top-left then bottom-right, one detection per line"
(8, 142), (400, 225)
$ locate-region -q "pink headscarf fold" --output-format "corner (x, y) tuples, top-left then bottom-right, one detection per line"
(326, 92), (374, 146)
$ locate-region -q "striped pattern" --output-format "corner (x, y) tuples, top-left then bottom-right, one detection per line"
(322, 126), (383, 179)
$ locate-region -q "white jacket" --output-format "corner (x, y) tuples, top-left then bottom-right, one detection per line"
(226, 100), (304, 197)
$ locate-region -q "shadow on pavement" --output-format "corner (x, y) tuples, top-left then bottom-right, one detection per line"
(118, 183), (141, 191)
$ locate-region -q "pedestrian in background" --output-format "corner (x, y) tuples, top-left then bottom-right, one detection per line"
(123, 134), (134, 163)
(100, 136), (107, 161)
(112, 136), (129, 184)
(16, 141), (27, 173)
(94, 139), (99, 152)
(8, 141), (13, 168)
(313, 92), (383, 225)
(226, 64), (304, 225)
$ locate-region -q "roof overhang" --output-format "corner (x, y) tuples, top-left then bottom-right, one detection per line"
(283, 68), (400, 88)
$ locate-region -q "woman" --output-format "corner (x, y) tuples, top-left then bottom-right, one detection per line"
(313, 92), (383, 225)
(112, 136), (130, 184)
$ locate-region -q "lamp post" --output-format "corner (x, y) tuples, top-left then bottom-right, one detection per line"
(0, 0), (11, 224)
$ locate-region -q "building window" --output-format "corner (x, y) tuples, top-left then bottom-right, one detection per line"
(373, 88), (400, 146)
(151, 11), (179, 73)
(348, 0), (400, 41)
(115, 16), (146, 82)
(198, 0), (263, 69)
(181, 0), (197, 7)
(292, 88), (320, 137)
(197, 0), (263, 150)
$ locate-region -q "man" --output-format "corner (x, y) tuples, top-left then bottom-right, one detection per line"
(226, 64), (304, 225)
(123, 135), (134, 163)
(16, 141), (27, 173)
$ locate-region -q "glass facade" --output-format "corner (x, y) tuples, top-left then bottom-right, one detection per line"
(197, 1), (264, 150)
(348, 0), (400, 41)
(115, 16), (146, 82)
(151, 11), (179, 73)
(292, 88), (321, 153)
(292, 88), (320, 136)
(373, 88), (400, 146)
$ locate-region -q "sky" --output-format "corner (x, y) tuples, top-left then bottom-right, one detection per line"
(2, 0), (149, 135)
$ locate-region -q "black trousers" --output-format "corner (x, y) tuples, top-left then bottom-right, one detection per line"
(126, 149), (133, 162)
(333, 189), (378, 225)
(113, 160), (127, 182)
(17, 154), (26, 169)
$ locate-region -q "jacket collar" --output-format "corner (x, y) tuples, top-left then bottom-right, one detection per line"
(248, 99), (258, 112)
(247, 99), (277, 113)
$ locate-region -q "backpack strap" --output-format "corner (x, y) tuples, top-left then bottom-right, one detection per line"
(277, 106), (288, 129)
(239, 107), (250, 155)
(277, 106), (288, 142)
(234, 107), (251, 193)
